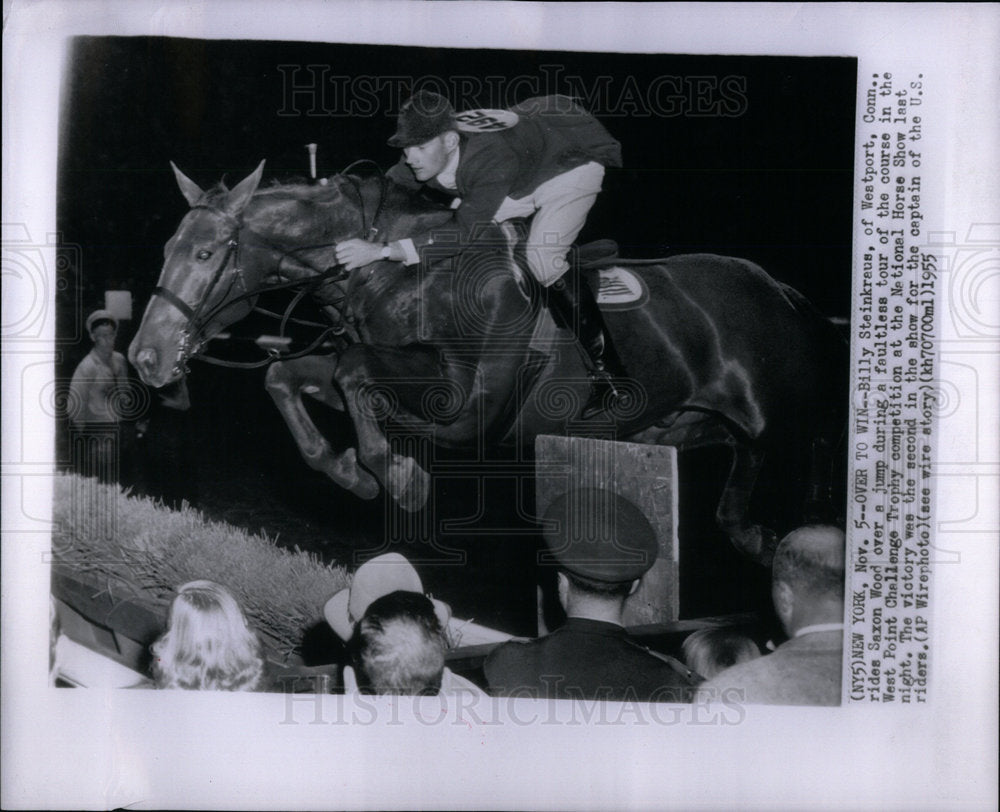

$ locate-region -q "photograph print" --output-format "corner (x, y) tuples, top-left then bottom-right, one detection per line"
(49, 34), (856, 707)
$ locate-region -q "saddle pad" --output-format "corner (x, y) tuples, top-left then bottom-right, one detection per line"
(591, 266), (651, 310)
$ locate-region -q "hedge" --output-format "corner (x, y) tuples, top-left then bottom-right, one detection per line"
(51, 473), (350, 661)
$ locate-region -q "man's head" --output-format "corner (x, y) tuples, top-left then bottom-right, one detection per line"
(770, 524), (846, 635)
(681, 627), (761, 680)
(542, 488), (659, 617)
(556, 568), (638, 611)
(351, 590), (446, 696)
(387, 91), (460, 181)
(86, 309), (118, 356)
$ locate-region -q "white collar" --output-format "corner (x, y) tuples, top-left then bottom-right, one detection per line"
(794, 622), (844, 638)
(435, 145), (461, 190)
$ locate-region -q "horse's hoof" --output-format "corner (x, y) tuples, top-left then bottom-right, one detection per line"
(404, 465), (431, 512)
(339, 448), (380, 499)
(730, 524), (778, 568)
(388, 455), (430, 513)
(319, 448), (379, 500)
(350, 468), (380, 501)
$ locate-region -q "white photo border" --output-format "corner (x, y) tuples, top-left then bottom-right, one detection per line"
(3, 2), (998, 810)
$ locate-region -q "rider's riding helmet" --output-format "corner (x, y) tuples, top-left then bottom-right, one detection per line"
(387, 91), (457, 148)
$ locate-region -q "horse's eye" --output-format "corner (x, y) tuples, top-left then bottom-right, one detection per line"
(196, 249), (213, 261)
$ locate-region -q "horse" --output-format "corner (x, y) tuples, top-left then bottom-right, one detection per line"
(129, 160), (847, 565)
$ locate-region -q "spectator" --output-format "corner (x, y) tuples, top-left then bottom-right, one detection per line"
(151, 580), (264, 691)
(484, 487), (695, 702)
(682, 627), (761, 681)
(699, 525), (846, 706)
(68, 309), (135, 483)
(344, 591), (447, 696)
(326, 556), (485, 697)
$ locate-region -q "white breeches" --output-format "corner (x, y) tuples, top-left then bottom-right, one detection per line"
(492, 161), (605, 287)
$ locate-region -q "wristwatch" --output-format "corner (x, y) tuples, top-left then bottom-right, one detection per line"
(380, 244), (391, 260)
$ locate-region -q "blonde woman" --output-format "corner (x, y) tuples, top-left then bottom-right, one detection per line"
(151, 580), (264, 691)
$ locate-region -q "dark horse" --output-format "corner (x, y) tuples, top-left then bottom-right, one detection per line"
(129, 161), (846, 564)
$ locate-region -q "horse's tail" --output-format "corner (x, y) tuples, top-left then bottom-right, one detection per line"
(776, 281), (842, 336)
(768, 279), (849, 526)
(777, 280), (849, 372)
(777, 277), (850, 481)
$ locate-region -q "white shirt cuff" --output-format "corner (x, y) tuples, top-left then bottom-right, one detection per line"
(396, 238), (421, 266)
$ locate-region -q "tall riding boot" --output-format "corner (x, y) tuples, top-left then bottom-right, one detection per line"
(547, 276), (620, 418)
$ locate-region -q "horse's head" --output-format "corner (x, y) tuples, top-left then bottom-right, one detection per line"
(129, 161), (267, 387)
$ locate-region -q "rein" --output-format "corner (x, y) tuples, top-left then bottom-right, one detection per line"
(339, 159), (389, 242)
(153, 165), (387, 374)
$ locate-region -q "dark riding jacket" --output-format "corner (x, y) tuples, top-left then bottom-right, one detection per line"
(387, 96), (622, 265)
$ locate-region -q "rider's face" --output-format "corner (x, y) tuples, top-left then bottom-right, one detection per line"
(403, 133), (457, 182)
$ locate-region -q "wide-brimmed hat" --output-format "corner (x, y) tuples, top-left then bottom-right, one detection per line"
(387, 91), (457, 148)
(86, 309), (118, 333)
(324, 552), (452, 641)
(541, 487), (660, 583)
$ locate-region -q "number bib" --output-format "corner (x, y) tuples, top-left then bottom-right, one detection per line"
(454, 108), (520, 133)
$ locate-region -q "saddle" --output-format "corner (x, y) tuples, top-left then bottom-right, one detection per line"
(575, 238), (621, 269)
(502, 224), (621, 299)
(488, 231), (630, 442)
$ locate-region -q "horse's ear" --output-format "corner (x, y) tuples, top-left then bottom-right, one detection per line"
(224, 160), (266, 217)
(171, 161), (206, 207)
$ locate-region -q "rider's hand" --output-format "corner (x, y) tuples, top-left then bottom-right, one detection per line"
(335, 239), (383, 270)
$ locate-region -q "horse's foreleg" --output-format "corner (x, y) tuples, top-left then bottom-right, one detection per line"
(334, 345), (445, 513)
(264, 358), (379, 499)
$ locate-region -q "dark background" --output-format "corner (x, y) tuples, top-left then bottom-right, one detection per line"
(56, 36), (856, 637)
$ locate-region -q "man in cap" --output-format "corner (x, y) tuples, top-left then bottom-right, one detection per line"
(699, 524), (846, 705)
(334, 91), (623, 418)
(69, 310), (134, 482)
(326, 553), (485, 696)
(484, 488), (695, 703)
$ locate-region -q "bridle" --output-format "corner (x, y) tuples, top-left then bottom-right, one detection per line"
(150, 164), (387, 377)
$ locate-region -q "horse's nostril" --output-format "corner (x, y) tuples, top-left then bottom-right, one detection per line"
(136, 348), (158, 370)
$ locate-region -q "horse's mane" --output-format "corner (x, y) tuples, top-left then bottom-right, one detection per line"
(204, 171), (455, 239)
(256, 178), (345, 202)
(198, 178), (343, 206)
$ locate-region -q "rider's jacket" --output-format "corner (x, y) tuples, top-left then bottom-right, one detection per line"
(386, 95), (622, 266)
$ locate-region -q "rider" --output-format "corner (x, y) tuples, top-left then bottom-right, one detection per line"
(333, 91), (623, 418)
